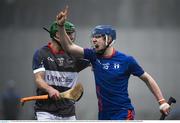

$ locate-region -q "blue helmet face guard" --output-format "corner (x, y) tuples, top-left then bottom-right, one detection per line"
(91, 25), (116, 41)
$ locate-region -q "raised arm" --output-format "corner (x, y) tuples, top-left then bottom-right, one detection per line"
(56, 6), (84, 58)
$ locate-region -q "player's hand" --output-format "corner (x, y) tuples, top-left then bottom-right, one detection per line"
(47, 86), (61, 100)
(56, 6), (68, 26)
(159, 102), (170, 116)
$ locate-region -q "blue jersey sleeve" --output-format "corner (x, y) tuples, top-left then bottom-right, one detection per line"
(84, 48), (97, 62)
(128, 56), (144, 77)
(32, 49), (45, 73)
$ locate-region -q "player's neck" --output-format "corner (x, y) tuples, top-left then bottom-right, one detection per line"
(51, 41), (63, 52)
(103, 46), (114, 58)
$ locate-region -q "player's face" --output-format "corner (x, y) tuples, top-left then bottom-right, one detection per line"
(55, 31), (75, 42)
(66, 31), (75, 42)
(91, 34), (106, 51)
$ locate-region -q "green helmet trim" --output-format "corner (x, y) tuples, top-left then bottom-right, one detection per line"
(49, 21), (75, 39)
(64, 21), (75, 32)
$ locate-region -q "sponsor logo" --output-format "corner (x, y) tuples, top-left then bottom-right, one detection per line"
(47, 75), (73, 82)
(66, 58), (74, 64)
(47, 57), (54, 62)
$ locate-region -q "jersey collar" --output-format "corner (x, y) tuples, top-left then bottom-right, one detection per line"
(102, 48), (116, 59)
(48, 42), (65, 54)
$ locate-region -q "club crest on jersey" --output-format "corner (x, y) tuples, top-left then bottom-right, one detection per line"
(114, 63), (120, 69)
(57, 58), (64, 66)
(102, 63), (110, 70)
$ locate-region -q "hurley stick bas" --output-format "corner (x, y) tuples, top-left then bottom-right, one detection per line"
(20, 83), (83, 106)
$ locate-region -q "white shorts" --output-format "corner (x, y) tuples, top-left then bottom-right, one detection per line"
(36, 111), (76, 120)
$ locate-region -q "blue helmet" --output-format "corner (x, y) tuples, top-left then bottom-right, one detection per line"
(91, 25), (116, 41)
